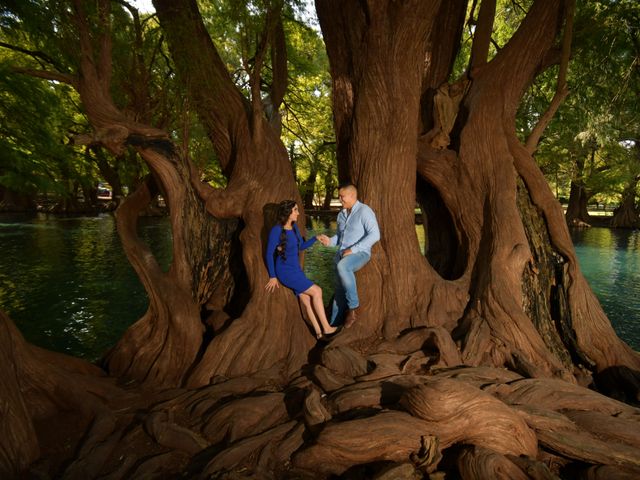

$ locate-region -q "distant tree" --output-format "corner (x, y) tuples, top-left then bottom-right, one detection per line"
(522, 0), (640, 227)
(0, 62), (89, 210)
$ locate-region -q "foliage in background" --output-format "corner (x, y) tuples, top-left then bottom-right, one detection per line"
(198, 0), (335, 202)
(2, 0), (638, 211)
(281, 8), (334, 206)
(0, 58), (91, 202)
(520, 0), (640, 207)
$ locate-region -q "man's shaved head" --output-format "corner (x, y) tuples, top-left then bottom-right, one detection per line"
(338, 183), (358, 209)
(339, 184), (357, 195)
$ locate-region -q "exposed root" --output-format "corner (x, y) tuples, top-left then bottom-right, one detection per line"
(456, 446), (530, 480)
(292, 411), (438, 476)
(8, 307), (640, 480)
(400, 379), (538, 457)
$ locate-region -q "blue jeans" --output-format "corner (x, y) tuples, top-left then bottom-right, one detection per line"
(330, 251), (371, 326)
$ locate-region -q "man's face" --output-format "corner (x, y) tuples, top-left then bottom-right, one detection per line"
(338, 188), (357, 209)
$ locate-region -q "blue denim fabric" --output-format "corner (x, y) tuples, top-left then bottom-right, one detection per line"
(330, 251), (371, 325)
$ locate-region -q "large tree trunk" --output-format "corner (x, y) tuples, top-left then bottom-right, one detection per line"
(152, 0), (315, 385)
(302, 162), (318, 211)
(565, 179), (591, 225)
(611, 143), (640, 228)
(92, 146), (124, 200)
(0, 310), (131, 478)
(322, 164), (335, 210)
(31, 0), (244, 388)
(0, 187), (35, 212)
(101, 160), (238, 387)
(316, 0), (446, 340)
(320, 0), (640, 387)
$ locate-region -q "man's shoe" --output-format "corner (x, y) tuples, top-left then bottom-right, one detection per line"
(344, 307), (359, 329)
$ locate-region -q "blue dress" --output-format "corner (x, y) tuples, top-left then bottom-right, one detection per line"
(265, 223), (317, 296)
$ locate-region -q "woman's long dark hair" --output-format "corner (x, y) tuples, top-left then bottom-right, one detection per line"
(276, 200), (297, 262)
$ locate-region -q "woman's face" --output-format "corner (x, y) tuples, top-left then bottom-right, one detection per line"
(288, 204), (299, 223)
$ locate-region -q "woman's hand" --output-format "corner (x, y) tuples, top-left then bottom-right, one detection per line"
(316, 234), (330, 246)
(265, 277), (280, 292)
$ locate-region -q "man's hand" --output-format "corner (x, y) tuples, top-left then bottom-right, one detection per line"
(341, 248), (353, 257)
(316, 234), (330, 246)
(265, 278), (280, 292)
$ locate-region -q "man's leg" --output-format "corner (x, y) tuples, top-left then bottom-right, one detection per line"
(336, 252), (371, 310)
(330, 266), (348, 326)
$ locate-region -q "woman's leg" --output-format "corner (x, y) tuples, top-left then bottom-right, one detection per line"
(299, 293), (323, 338)
(305, 285), (336, 334)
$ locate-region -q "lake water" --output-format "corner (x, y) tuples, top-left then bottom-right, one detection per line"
(0, 213), (638, 359)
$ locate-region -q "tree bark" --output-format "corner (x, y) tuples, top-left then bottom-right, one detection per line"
(322, 164), (335, 210)
(565, 179), (591, 226)
(611, 144), (640, 229)
(317, 0), (448, 340)
(91, 146), (124, 200)
(0, 188), (35, 212)
(0, 312), (39, 477)
(38, 0), (242, 388)
(320, 0), (640, 386)
(0, 310), (130, 478)
(101, 165), (237, 387)
(152, 0), (316, 384)
(302, 162), (318, 211)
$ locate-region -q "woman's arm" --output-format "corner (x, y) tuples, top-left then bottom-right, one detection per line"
(295, 223), (318, 251)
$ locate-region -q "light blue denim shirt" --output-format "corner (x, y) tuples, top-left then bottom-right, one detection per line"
(329, 200), (380, 256)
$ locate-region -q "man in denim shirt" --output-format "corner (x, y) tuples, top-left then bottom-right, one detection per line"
(319, 184), (380, 328)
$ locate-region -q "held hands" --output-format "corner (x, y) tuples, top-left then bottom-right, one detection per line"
(316, 234), (330, 246)
(315, 234), (350, 256)
(265, 277), (280, 292)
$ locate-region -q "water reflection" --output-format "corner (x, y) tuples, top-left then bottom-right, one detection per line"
(0, 214), (638, 360)
(0, 213), (172, 359)
(570, 227), (640, 350)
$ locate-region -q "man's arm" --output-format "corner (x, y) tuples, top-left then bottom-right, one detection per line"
(350, 208), (380, 254)
(327, 211), (344, 247)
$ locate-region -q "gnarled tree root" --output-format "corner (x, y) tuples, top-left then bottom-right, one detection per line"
(7, 316), (640, 480)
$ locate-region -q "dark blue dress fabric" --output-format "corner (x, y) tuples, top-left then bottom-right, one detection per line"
(265, 223), (317, 296)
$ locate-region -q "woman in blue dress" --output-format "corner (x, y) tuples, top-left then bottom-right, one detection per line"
(265, 200), (337, 339)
